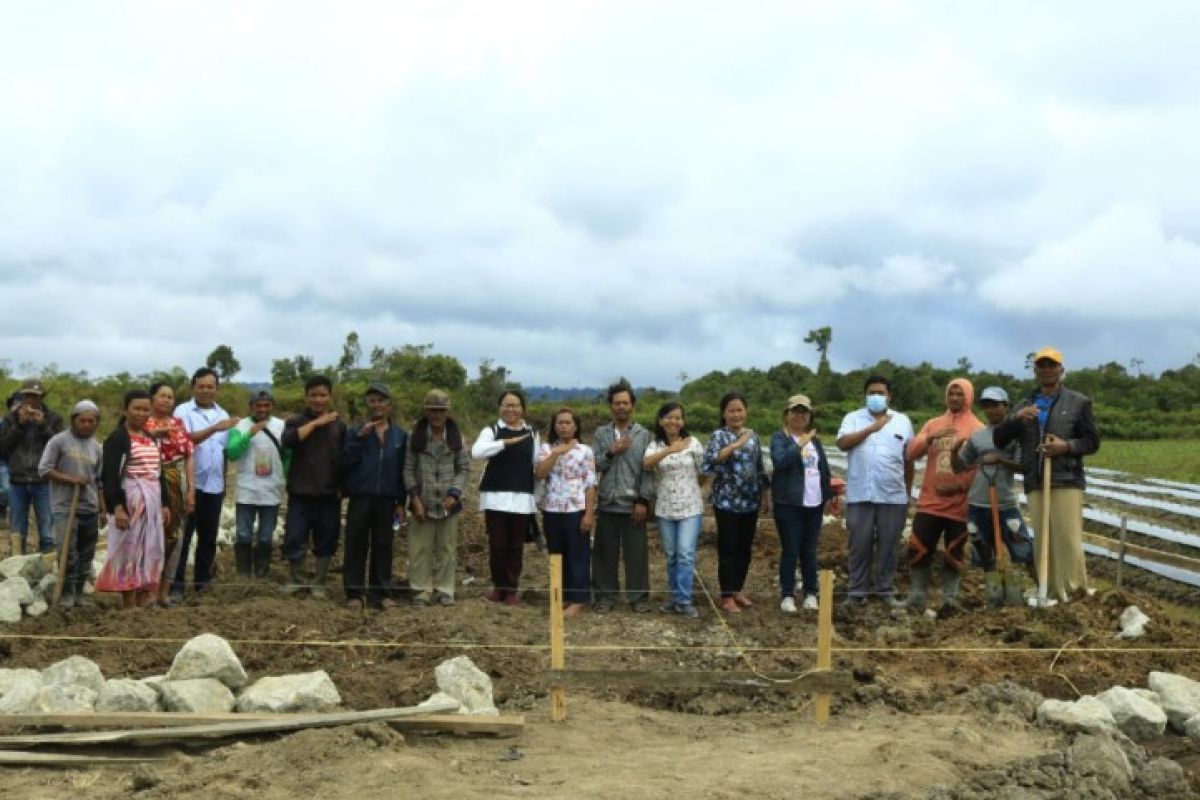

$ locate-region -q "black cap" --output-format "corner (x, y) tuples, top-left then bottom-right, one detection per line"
(365, 382), (392, 400)
(250, 390), (275, 403)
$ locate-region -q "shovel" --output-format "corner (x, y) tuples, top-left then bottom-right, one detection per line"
(51, 484), (81, 609)
(984, 478), (1007, 608)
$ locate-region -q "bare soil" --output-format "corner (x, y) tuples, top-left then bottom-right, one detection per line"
(2, 510), (1199, 798)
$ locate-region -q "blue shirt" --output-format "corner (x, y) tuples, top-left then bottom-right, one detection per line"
(702, 427), (767, 513)
(837, 408), (914, 505)
(175, 400), (230, 494)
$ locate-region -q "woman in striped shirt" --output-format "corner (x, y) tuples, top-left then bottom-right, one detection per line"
(98, 390), (171, 609)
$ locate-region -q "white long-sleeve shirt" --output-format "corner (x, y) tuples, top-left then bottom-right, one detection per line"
(471, 419), (540, 514)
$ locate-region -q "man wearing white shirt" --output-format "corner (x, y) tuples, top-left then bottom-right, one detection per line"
(173, 367), (239, 595)
(836, 375), (914, 606)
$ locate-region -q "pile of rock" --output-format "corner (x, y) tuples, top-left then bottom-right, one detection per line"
(1036, 670), (1200, 741)
(0, 554), (65, 622)
(0, 634), (340, 715)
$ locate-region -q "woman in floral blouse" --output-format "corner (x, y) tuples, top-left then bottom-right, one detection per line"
(535, 408), (597, 618)
(146, 382), (195, 608)
(643, 402), (707, 619)
(703, 392), (769, 614)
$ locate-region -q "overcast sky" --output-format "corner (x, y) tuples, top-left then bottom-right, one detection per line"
(2, 1), (1198, 389)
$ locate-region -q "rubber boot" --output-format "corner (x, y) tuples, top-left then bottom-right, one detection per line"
(253, 546), (271, 579)
(938, 571), (961, 619)
(234, 543), (252, 578)
(281, 559), (306, 595)
(905, 564), (931, 612)
(310, 556), (331, 599)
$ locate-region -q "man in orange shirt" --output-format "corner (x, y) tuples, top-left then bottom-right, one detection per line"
(904, 378), (983, 616)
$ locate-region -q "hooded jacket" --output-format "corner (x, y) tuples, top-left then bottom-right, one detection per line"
(907, 378), (984, 522)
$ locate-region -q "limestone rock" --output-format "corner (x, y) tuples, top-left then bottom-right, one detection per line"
(97, 679), (161, 712)
(417, 691), (461, 712)
(0, 576), (36, 606)
(1147, 671), (1200, 732)
(1116, 605), (1150, 639)
(1036, 696), (1116, 733)
(1096, 686), (1168, 740)
(37, 573), (56, 601)
(160, 678), (236, 713)
(167, 633), (247, 689)
(0, 669), (43, 713)
(140, 675), (167, 697)
(1136, 758), (1190, 797)
(25, 600), (48, 618)
(235, 671), (341, 713)
(434, 656), (497, 716)
(0, 554), (52, 582)
(42, 656), (105, 694)
(0, 596), (21, 623)
(1184, 712), (1200, 740)
(1069, 734), (1132, 794)
(37, 684), (98, 713)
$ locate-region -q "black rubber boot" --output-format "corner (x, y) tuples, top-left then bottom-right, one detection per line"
(234, 542), (253, 578)
(252, 546), (271, 579)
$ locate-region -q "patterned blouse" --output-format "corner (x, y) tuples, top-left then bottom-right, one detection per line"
(145, 416), (194, 463)
(536, 442), (597, 513)
(125, 434), (162, 480)
(702, 427), (767, 514)
(645, 438), (705, 520)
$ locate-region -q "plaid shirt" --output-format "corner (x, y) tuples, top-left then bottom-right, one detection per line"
(403, 432), (470, 519)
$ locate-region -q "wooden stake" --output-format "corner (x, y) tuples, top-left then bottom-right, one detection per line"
(1116, 514), (1128, 589)
(539, 669), (852, 693)
(0, 712), (523, 737)
(549, 552), (566, 722)
(815, 569), (834, 724)
(1037, 452), (1052, 606)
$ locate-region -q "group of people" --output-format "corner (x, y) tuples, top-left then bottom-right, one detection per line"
(0, 344), (1099, 616)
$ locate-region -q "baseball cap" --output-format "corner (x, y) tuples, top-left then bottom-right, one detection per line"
(19, 379), (46, 396)
(364, 382), (392, 400)
(979, 387), (1009, 404)
(1033, 347), (1063, 365)
(423, 389), (451, 409)
(250, 389), (275, 403)
(783, 393), (813, 413)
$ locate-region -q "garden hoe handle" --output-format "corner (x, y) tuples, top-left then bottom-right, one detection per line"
(51, 484), (81, 609)
(988, 483), (1007, 573)
(1037, 443), (1052, 606)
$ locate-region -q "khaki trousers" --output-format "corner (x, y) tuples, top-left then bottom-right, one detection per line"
(409, 515), (459, 600)
(1026, 487), (1089, 601)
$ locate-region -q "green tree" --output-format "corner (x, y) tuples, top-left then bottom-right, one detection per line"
(337, 331), (362, 379)
(271, 358), (298, 385)
(804, 326), (833, 374)
(205, 345), (241, 381)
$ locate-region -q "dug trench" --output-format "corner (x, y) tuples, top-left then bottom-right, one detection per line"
(2, 511), (1198, 798)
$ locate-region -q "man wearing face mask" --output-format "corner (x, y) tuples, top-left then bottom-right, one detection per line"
(836, 375), (915, 606)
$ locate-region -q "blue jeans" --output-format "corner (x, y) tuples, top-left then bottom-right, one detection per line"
(657, 515), (701, 607)
(9, 481), (54, 553)
(967, 505), (1033, 568)
(235, 503), (279, 547)
(0, 461), (10, 510)
(775, 503), (823, 599)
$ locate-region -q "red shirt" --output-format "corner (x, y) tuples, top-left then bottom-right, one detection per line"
(146, 416), (194, 462)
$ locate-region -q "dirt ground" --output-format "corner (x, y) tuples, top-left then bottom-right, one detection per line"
(2, 509), (1199, 798)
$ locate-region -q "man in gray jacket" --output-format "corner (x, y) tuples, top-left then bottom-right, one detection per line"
(591, 379), (654, 613)
(993, 347), (1099, 604)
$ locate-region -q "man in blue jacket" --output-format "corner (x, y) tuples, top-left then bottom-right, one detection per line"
(342, 383), (407, 610)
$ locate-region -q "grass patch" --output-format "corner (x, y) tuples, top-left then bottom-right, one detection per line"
(1088, 439), (1200, 483)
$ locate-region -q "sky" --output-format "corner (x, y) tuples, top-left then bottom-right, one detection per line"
(2, 0), (1198, 389)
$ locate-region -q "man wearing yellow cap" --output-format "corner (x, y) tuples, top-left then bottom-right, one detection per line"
(993, 347), (1099, 603)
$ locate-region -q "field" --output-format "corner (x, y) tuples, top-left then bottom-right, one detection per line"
(1, 459), (1199, 798)
(1086, 439), (1200, 484)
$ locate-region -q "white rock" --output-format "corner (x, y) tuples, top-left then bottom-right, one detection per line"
(235, 671), (341, 713)
(0, 669), (43, 713)
(1096, 686), (1168, 740)
(418, 691), (461, 713)
(25, 600), (48, 618)
(434, 656), (498, 716)
(167, 633), (247, 689)
(96, 679), (161, 712)
(0, 554), (52, 582)
(1183, 712), (1200, 740)
(160, 678), (236, 713)
(1036, 696), (1116, 733)
(1132, 688), (1160, 706)
(1147, 671), (1200, 733)
(42, 656), (106, 694)
(0, 596), (21, 623)
(37, 684), (99, 713)
(37, 573), (56, 600)
(0, 576), (36, 606)
(1116, 605), (1150, 639)
(140, 675), (167, 697)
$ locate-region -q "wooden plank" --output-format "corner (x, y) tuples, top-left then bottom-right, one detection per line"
(540, 668), (852, 693)
(815, 569), (834, 724)
(0, 750), (166, 766)
(549, 553), (567, 722)
(0, 712), (522, 737)
(1083, 531), (1200, 574)
(0, 702), (459, 748)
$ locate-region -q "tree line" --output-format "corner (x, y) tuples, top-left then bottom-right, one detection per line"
(3, 329), (1197, 441)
